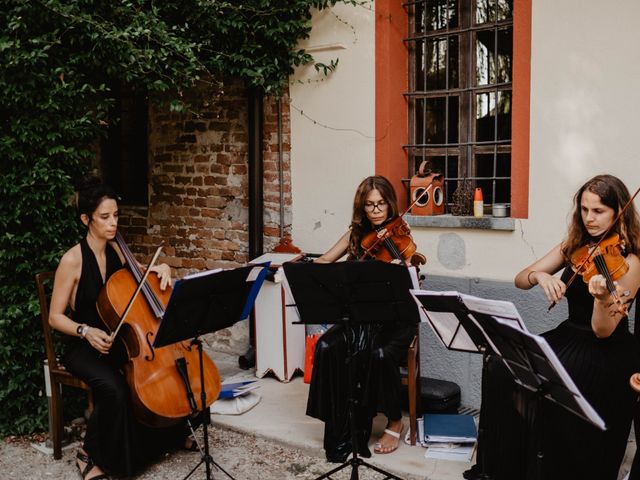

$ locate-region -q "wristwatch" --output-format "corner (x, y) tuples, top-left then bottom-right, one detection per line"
(76, 324), (89, 338)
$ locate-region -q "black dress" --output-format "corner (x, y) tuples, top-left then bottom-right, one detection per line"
(62, 238), (185, 476)
(469, 266), (640, 480)
(305, 246), (416, 461)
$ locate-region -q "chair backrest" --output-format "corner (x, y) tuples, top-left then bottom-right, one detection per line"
(35, 271), (61, 371)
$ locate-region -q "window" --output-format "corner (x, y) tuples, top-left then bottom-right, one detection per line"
(101, 87), (149, 206)
(405, 0), (513, 210)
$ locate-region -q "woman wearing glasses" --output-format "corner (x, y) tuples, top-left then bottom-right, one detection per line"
(306, 175), (419, 461)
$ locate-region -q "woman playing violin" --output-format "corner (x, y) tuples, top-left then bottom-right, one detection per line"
(49, 175), (190, 480)
(307, 175), (419, 461)
(466, 174), (640, 480)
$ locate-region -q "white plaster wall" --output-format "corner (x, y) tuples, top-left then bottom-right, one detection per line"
(292, 1), (640, 279)
(290, 3), (375, 254)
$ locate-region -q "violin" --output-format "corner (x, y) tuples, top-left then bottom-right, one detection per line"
(360, 216), (418, 263)
(570, 234), (629, 284)
(569, 233), (630, 316)
(97, 232), (221, 427)
(548, 185), (640, 314)
(358, 183), (433, 265)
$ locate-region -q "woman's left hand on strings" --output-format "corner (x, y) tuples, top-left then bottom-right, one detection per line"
(588, 274), (629, 303)
(150, 263), (172, 290)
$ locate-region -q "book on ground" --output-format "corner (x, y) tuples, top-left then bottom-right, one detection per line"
(423, 413), (477, 443)
(424, 442), (475, 462)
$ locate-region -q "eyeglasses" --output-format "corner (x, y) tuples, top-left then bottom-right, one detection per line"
(364, 200), (389, 212)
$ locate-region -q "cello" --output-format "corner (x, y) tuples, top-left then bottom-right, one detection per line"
(97, 232), (221, 427)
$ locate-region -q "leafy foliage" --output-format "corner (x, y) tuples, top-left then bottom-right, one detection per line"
(0, 0), (356, 436)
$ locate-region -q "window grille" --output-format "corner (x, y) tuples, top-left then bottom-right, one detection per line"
(405, 0), (513, 211)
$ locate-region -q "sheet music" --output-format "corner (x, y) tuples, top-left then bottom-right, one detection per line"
(183, 267), (223, 280)
(458, 293), (527, 331)
(420, 309), (477, 351)
(410, 289), (525, 353)
(249, 252), (302, 266)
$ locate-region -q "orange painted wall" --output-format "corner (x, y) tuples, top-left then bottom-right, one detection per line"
(511, 0), (532, 218)
(375, 0), (409, 210)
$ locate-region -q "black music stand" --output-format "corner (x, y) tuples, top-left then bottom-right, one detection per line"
(410, 291), (512, 480)
(411, 291), (605, 480)
(154, 264), (269, 480)
(469, 314), (604, 480)
(283, 260), (420, 480)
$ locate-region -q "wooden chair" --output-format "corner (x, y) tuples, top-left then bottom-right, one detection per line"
(401, 333), (420, 445)
(35, 271), (92, 459)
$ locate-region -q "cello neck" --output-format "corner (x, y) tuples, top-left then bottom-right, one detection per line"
(115, 231), (165, 318)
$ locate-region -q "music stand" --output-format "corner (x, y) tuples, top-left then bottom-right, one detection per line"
(154, 264), (269, 480)
(283, 260), (420, 480)
(411, 290), (605, 480)
(409, 290), (513, 480)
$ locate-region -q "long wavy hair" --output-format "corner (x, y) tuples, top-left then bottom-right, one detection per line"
(347, 175), (399, 259)
(562, 174), (640, 260)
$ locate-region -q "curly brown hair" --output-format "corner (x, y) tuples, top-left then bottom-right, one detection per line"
(347, 175), (399, 259)
(562, 174), (640, 260)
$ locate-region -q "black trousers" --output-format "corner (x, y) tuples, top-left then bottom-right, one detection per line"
(64, 340), (186, 476)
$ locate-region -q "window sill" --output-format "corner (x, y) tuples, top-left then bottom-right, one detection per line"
(406, 214), (515, 231)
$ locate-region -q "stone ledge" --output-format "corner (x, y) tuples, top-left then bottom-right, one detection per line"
(406, 214), (515, 231)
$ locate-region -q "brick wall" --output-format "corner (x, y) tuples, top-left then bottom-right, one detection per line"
(116, 79), (292, 354)
(118, 79), (292, 278)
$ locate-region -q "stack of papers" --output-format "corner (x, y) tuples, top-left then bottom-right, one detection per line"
(218, 381), (260, 400)
(422, 413), (477, 462)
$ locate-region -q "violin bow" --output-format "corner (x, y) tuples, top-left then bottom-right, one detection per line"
(360, 183), (433, 260)
(548, 185), (640, 311)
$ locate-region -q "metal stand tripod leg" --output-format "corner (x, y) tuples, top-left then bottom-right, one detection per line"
(182, 339), (236, 480)
(312, 323), (404, 480)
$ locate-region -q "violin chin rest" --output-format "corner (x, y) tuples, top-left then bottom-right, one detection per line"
(410, 252), (427, 267)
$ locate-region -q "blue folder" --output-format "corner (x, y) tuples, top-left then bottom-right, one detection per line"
(423, 413), (477, 442)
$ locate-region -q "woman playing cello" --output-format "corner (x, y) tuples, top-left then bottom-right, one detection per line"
(306, 175), (421, 461)
(49, 175), (192, 479)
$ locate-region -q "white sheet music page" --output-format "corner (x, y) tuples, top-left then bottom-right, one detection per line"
(458, 293), (527, 332)
(249, 252), (302, 267)
(183, 268), (223, 280)
(410, 290), (477, 351)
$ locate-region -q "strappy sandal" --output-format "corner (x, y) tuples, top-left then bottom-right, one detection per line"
(373, 424), (404, 454)
(76, 450), (110, 480)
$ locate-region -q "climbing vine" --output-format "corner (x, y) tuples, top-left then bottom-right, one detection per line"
(0, 0), (360, 436)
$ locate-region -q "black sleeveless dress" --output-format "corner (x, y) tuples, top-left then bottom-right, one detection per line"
(469, 266), (640, 480)
(62, 238), (185, 476)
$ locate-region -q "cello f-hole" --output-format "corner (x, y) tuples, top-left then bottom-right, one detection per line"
(145, 332), (156, 361)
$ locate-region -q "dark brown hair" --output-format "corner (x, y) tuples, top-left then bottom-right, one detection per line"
(347, 175), (399, 259)
(562, 174), (640, 259)
(74, 174), (118, 224)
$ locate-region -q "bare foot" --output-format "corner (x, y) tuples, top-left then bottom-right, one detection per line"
(373, 420), (404, 454)
(76, 449), (108, 480)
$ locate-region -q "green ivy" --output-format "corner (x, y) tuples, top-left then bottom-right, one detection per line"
(0, 0), (360, 436)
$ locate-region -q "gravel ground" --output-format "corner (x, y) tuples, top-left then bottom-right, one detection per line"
(0, 426), (392, 480)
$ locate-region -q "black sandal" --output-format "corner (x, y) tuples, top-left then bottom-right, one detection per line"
(76, 450), (110, 480)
